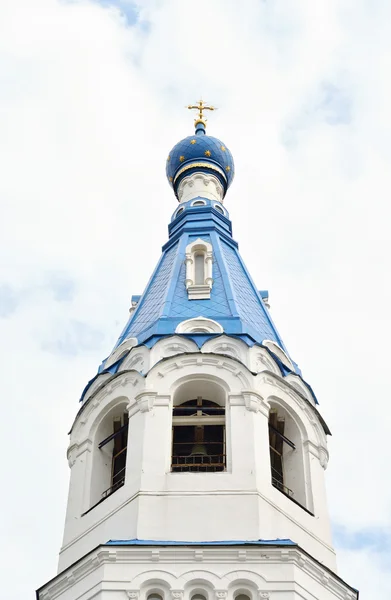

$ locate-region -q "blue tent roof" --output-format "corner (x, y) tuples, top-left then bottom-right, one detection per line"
(113, 198), (296, 368)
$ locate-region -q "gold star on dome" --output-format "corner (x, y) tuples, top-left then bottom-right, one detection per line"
(179, 155), (185, 162)
(221, 146), (226, 151)
(205, 150), (211, 157)
(226, 166), (231, 172)
(190, 139), (196, 145)
(169, 176), (173, 182)
(167, 155), (170, 161)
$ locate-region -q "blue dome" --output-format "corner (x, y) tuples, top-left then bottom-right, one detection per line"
(166, 124), (234, 199)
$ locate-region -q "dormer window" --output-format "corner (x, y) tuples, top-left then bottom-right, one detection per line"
(185, 238), (213, 300)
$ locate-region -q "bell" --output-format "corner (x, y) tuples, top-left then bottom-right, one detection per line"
(189, 426), (208, 457)
(190, 443), (208, 456)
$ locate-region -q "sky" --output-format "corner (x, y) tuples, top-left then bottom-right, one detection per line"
(0, 0), (390, 597)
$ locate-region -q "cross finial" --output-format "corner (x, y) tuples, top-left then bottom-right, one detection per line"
(187, 99), (216, 128)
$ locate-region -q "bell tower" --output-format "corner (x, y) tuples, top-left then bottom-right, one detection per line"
(37, 105), (358, 600)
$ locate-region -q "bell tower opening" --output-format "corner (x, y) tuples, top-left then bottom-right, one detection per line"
(171, 380), (226, 472)
(268, 405), (310, 511)
(90, 403), (129, 508)
(269, 409), (294, 496)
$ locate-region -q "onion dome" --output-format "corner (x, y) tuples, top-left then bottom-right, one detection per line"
(166, 120), (234, 201)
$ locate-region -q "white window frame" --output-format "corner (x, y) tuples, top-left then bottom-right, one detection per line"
(185, 238), (213, 300)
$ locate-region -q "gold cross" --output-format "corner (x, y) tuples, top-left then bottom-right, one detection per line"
(187, 99), (216, 126)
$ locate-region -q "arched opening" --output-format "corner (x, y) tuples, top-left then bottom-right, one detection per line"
(90, 403), (129, 507)
(192, 199), (206, 206)
(147, 594), (163, 600)
(214, 204), (224, 214)
(191, 594), (207, 600)
(171, 380), (226, 473)
(235, 595), (251, 600)
(268, 405), (308, 509)
(176, 207), (185, 217)
(194, 252), (205, 285)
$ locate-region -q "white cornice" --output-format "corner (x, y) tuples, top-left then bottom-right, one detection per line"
(38, 545), (357, 600)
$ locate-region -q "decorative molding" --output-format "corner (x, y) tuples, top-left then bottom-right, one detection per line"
(176, 317), (223, 335)
(39, 546), (357, 600)
(128, 391), (158, 417)
(149, 353), (251, 388)
(67, 439), (92, 468)
(241, 390), (269, 416)
(105, 337), (138, 369)
(261, 340), (295, 371)
(177, 172), (224, 203)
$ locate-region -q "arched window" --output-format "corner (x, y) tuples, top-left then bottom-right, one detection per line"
(98, 411), (128, 498)
(213, 203), (224, 214)
(191, 594), (207, 600)
(176, 206), (185, 217)
(147, 594), (163, 600)
(172, 396), (226, 473)
(194, 252), (205, 284)
(192, 199), (206, 207)
(89, 407), (129, 509)
(185, 238), (213, 299)
(235, 595), (250, 600)
(268, 406), (309, 510)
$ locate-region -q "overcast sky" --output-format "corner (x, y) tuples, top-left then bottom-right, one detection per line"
(0, 1), (390, 598)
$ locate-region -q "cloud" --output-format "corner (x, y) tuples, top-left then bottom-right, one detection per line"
(0, 1), (390, 598)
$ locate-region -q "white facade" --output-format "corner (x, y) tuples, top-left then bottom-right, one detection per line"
(36, 331), (358, 599)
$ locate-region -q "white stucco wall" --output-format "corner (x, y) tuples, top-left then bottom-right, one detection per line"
(60, 340), (334, 579)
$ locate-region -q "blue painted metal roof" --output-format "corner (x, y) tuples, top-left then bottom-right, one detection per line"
(106, 538), (296, 546)
(111, 198), (297, 371)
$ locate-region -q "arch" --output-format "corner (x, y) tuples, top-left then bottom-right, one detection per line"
(213, 203), (225, 214)
(285, 373), (316, 405)
(171, 378), (227, 473)
(105, 337), (138, 369)
(249, 346), (281, 376)
(202, 335), (248, 365)
(176, 317), (223, 335)
(191, 594), (207, 600)
(119, 346), (150, 374)
(184, 575), (218, 600)
(130, 569), (177, 590)
(191, 199), (207, 207)
(262, 340), (294, 371)
(151, 336), (199, 367)
(147, 352), (252, 392)
(82, 372), (112, 403)
(89, 398), (129, 508)
(146, 593), (164, 600)
(176, 206), (185, 217)
(267, 396), (312, 511)
(234, 594), (251, 600)
(224, 571), (267, 590)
